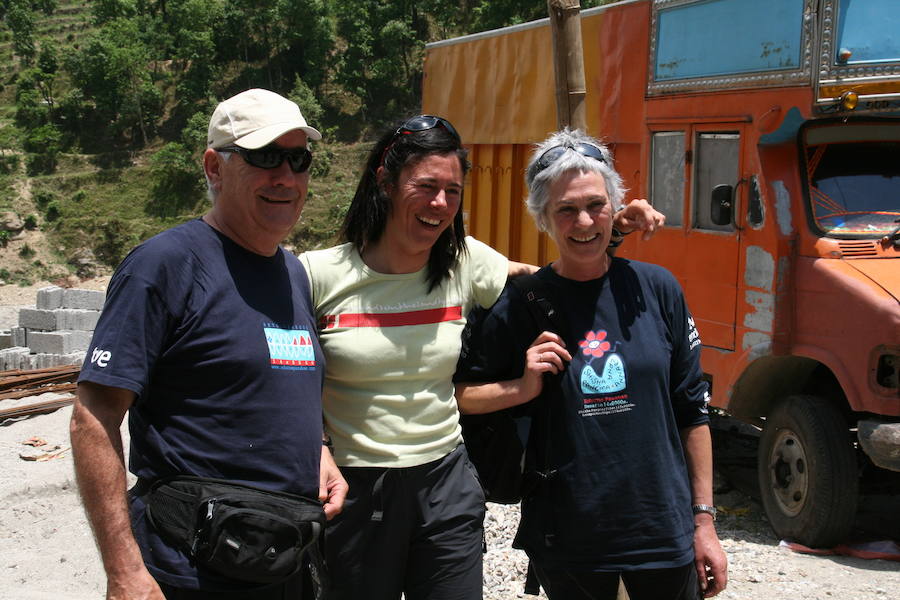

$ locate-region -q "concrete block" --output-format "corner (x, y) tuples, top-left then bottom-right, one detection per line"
(62, 351), (86, 366)
(0, 347), (30, 371)
(0, 332), (11, 350)
(36, 286), (64, 310)
(62, 288), (105, 311)
(26, 330), (93, 354)
(19, 308), (101, 332)
(18, 308), (59, 331)
(60, 309), (101, 332)
(11, 326), (27, 347)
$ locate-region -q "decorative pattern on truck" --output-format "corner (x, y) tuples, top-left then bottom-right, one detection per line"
(648, 0), (813, 95)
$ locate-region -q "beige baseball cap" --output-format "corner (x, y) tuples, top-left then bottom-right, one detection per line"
(207, 88), (322, 149)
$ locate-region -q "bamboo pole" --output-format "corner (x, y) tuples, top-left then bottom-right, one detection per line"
(547, 0), (587, 131)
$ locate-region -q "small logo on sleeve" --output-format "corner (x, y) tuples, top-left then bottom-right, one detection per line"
(90, 347), (112, 368)
(687, 317), (702, 350)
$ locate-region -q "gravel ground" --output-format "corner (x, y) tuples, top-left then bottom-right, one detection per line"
(1, 282), (898, 599)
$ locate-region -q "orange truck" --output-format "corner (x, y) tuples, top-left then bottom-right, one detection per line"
(424, 0), (900, 547)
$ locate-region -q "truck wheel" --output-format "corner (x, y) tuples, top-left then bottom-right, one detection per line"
(757, 395), (858, 548)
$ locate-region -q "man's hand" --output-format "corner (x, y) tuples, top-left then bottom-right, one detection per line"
(106, 568), (166, 600)
(614, 198), (665, 241)
(319, 446), (348, 520)
(694, 518), (728, 597)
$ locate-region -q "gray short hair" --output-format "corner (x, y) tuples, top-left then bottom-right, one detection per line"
(525, 129), (626, 232)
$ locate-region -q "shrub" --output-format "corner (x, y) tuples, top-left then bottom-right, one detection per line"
(45, 201), (61, 222)
(34, 190), (55, 209)
(0, 154), (20, 175)
(23, 214), (38, 229)
(18, 244), (35, 259)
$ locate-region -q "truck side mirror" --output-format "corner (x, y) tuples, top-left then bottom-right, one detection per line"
(711, 184), (733, 226)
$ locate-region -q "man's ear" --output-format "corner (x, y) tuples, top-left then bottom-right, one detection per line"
(203, 148), (223, 188)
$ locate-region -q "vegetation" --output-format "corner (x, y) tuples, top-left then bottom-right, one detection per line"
(0, 0), (616, 277)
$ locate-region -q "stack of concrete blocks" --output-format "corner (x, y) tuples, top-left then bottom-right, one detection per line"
(0, 286), (105, 371)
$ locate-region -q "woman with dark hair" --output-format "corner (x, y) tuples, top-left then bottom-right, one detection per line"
(300, 116), (663, 600)
(300, 115), (516, 600)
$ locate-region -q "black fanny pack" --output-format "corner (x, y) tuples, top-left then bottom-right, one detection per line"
(143, 476), (327, 590)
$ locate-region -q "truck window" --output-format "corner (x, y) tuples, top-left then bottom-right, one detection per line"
(804, 123), (900, 237)
(694, 132), (739, 231)
(650, 131), (685, 226)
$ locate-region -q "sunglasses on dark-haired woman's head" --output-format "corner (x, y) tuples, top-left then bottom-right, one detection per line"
(380, 115), (462, 168)
(217, 145), (313, 174)
(394, 115), (461, 143)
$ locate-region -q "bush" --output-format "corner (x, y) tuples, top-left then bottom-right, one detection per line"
(24, 124), (63, 175)
(0, 154), (20, 175)
(23, 214), (38, 229)
(146, 142), (203, 218)
(34, 190), (55, 209)
(289, 75), (325, 129)
(45, 201), (61, 222)
(0, 230), (9, 247)
(18, 244), (35, 259)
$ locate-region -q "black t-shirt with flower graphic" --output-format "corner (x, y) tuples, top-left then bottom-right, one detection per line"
(455, 258), (709, 570)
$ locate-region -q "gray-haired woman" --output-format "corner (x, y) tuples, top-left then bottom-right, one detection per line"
(456, 129), (728, 600)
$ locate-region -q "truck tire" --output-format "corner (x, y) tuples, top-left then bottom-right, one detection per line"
(757, 395), (858, 548)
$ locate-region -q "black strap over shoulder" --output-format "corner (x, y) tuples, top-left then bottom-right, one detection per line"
(509, 272), (569, 484)
(509, 273), (567, 336)
(509, 273), (571, 597)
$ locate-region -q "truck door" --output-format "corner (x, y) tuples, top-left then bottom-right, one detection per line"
(638, 123), (746, 351)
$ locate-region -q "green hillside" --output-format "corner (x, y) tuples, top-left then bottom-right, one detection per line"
(0, 0), (615, 286)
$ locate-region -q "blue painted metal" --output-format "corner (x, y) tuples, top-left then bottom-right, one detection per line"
(759, 107), (806, 145)
(655, 0), (804, 81)
(837, 0), (900, 64)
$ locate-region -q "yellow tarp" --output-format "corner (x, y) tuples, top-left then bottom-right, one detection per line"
(423, 25), (558, 145)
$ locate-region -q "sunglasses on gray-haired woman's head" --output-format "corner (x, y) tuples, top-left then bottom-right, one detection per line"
(534, 142), (606, 174)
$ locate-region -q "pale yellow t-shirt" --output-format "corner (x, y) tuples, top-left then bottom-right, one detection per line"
(300, 237), (507, 467)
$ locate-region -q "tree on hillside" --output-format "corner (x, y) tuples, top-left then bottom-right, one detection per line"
(217, 0), (333, 93)
(332, 0), (426, 125)
(0, 0), (56, 64)
(64, 18), (162, 147)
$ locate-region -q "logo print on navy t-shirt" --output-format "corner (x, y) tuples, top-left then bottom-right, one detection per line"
(264, 325), (315, 370)
(578, 329), (626, 394)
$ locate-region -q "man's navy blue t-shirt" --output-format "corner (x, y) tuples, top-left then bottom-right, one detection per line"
(79, 218), (324, 589)
(456, 259), (710, 571)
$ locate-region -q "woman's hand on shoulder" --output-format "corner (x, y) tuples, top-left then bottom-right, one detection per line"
(518, 331), (572, 400)
(614, 199), (665, 241)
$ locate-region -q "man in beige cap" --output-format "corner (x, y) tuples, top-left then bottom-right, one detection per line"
(71, 88), (347, 599)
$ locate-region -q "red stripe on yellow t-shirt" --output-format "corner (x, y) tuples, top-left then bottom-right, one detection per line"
(322, 306), (462, 329)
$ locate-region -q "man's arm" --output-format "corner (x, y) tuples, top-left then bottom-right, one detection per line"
(70, 381), (164, 600)
(681, 423), (728, 598)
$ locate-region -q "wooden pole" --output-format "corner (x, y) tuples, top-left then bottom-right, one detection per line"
(547, 0), (587, 131)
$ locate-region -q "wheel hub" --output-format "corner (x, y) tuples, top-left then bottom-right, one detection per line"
(767, 429), (809, 517)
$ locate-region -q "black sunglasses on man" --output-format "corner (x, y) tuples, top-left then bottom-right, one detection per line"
(217, 144), (313, 174)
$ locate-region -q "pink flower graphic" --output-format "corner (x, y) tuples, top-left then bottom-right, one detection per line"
(579, 330), (611, 359)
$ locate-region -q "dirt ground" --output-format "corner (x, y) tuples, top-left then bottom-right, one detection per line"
(0, 282), (898, 599)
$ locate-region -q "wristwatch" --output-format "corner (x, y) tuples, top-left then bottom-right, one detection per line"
(692, 503), (717, 520)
